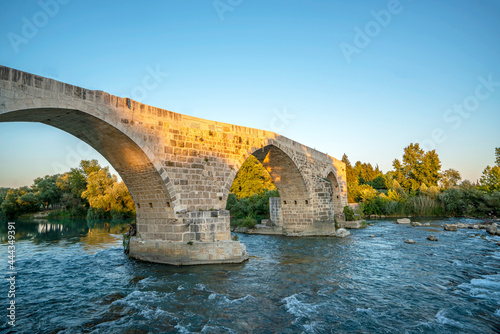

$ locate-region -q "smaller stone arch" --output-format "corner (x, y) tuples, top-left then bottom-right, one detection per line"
(326, 171), (344, 215)
(225, 143), (314, 232)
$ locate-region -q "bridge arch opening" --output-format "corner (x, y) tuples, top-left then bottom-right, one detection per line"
(226, 144), (311, 229)
(0, 108), (175, 221)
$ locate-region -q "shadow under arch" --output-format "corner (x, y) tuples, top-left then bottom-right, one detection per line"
(0, 108), (174, 217)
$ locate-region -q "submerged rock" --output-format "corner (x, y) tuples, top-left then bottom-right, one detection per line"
(336, 228), (350, 238)
(427, 235), (438, 241)
(397, 218), (411, 224)
(405, 239), (416, 244)
(369, 234), (376, 238)
(486, 224), (497, 235)
(444, 224), (458, 231)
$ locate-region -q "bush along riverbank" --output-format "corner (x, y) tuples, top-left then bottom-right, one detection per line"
(342, 145), (500, 221)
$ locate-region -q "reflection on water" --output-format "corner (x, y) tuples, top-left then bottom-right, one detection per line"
(0, 218), (131, 248)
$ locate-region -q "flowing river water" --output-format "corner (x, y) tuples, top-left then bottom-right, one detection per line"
(1, 217), (500, 333)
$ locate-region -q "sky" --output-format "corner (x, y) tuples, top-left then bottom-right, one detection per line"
(0, 0), (499, 187)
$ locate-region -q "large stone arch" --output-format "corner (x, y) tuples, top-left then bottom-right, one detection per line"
(0, 108), (176, 225)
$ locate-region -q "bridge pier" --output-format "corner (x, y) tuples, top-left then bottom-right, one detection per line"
(129, 210), (248, 265)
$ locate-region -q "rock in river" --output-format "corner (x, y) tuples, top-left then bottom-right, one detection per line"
(397, 218), (411, 224)
(427, 235), (438, 241)
(486, 224), (498, 235)
(336, 228), (350, 238)
(405, 239), (416, 244)
(444, 224), (458, 231)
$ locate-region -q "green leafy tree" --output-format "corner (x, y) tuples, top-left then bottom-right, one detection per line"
(58, 168), (87, 199)
(18, 192), (39, 213)
(1, 187), (39, 218)
(369, 174), (388, 189)
(480, 166), (500, 192)
(440, 168), (461, 189)
(343, 154), (383, 202)
(1, 189), (21, 218)
(33, 175), (62, 209)
(393, 143), (442, 191)
(479, 147), (500, 193)
(0, 188), (9, 207)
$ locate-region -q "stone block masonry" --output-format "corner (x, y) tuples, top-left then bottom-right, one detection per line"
(0, 65), (348, 265)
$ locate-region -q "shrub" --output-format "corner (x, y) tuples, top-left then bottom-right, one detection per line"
(343, 206), (355, 221)
(361, 195), (388, 216)
(241, 215), (257, 228)
(86, 207), (109, 220)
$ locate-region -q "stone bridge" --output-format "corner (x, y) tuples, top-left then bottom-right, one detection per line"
(0, 66), (348, 265)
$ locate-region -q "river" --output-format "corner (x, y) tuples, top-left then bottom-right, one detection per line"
(1, 218), (499, 333)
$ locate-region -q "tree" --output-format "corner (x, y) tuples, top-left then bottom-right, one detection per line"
(369, 174), (388, 189)
(479, 147), (500, 193)
(58, 168), (87, 198)
(0, 187), (39, 218)
(342, 153), (356, 184)
(0, 188), (9, 207)
(480, 166), (500, 192)
(33, 175), (62, 209)
(230, 155), (276, 199)
(1, 189), (21, 218)
(107, 181), (136, 217)
(393, 143), (442, 191)
(392, 159), (405, 186)
(80, 159), (102, 177)
(81, 169), (115, 210)
(440, 169), (461, 189)
(18, 192), (39, 213)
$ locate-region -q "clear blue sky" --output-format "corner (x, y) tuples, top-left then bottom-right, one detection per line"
(0, 0), (499, 187)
